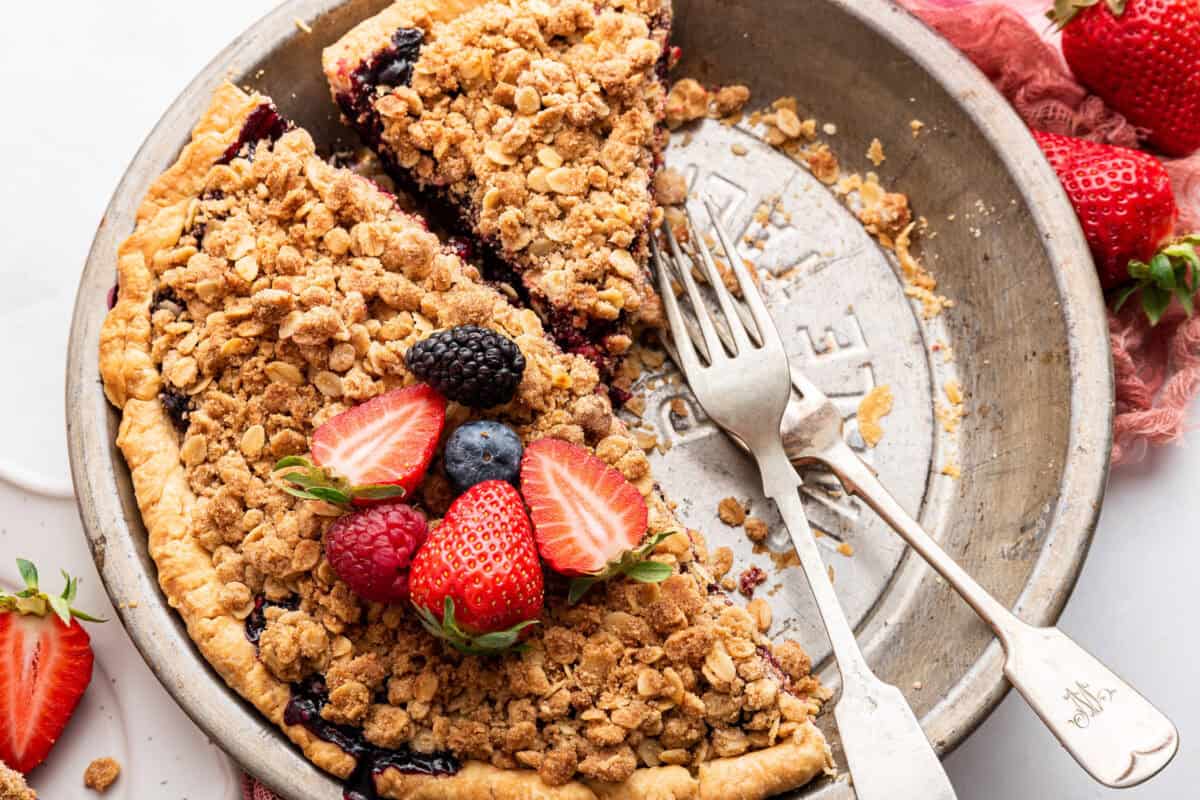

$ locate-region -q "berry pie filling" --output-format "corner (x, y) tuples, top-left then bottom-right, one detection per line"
(324, 0), (674, 386)
(100, 30), (832, 800)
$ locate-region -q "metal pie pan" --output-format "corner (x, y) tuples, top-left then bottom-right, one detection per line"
(65, 0), (1112, 797)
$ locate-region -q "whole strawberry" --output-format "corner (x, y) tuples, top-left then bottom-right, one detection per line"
(1, 561), (104, 774)
(1053, 0), (1200, 157)
(409, 481), (543, 654)
(325, 504), (428, 603)
(1033, 130), (1197, 322)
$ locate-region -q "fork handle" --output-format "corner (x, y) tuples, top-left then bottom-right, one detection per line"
(758, 445), (958, 800)
(821, 441), (1179, 788)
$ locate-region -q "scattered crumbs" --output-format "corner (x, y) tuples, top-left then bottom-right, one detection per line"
(944, 378), (964, 405)
(913, 681), (924, 690)
(936, 401), (965, 434)
(822, 122), (838, 135)
(811, 527), (825, 539)
(623, 394), (646, 418)
(856, 385), (895, 448)
(633, 428), (659, 452)
(744, 516), (769, 543)
(126, 600), (139, 609)
(718, 496), (747, 526)
(947, 213), (957, 221)
(910, 119), (926, 138)
(711, 546), (734, 579)
(84, 757), (121, 794)
(294, 17), (313, 34)
(721, 576), (737, 592)
(731, 143), (749, 156)
(867, 137), (886, 167)
(941, 462), (962, 479)
(669, 398), (687, 420)
(895, 224), (953, 318)
(738, 565), (768, 597)
(837, 542), (855, 558)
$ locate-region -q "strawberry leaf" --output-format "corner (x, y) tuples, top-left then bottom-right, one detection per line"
(1141, 285), (1172, 326)
(414, 597), (537, 656)
(274, 455), (315, 470)
(1, 561), (105, 624)
(568, 577), (600, 604)
(625, 561), (674, 583)
(17, 558), (38, 592)
(351, 484), (408, 501)
(1148, 254), (1175, 289)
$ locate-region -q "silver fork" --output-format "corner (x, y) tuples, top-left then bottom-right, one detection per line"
(658, 201), (1179, 790)
(652, 200), (959, 800)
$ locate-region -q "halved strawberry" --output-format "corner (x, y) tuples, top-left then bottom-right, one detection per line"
(520, 439), (669, 601)
(0, 560), (103, 774)
(276, 384), (446, 507)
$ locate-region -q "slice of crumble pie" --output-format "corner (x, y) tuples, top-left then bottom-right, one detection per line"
(323, 0), (670, 380)
(99, 83), (830, 800)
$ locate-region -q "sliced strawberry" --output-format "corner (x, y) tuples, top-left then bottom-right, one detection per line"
(0, 561), (102, 774)
(277, 384), (446, 507)
(520, 438), (652, 577)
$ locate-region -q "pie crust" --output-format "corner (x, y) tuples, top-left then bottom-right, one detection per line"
(99, 82), (832, 799)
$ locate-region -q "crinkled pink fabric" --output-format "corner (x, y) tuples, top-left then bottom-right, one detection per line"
(901, 0), (1200, 463)
(242, 774), (280, 800)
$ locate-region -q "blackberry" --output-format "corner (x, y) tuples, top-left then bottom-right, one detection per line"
(405, 325), (525, 408)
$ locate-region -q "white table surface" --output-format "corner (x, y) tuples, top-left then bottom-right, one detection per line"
(2, 2), (1195, 798)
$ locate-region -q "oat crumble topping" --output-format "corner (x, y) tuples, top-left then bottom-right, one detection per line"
(83, 758), (120, 794)
(328, 0), (674, 345)
(115, 96), (827, 791)
(0, 761), (34, 800)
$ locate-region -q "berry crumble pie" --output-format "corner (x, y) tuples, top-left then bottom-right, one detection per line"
(99, 64), (830, 800)
(323, 0), (670, 381)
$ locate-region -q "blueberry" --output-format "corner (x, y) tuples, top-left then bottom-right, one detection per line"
(443, 421), (523, 491)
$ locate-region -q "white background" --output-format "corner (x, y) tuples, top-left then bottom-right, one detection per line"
(0, 1), (1195, 798)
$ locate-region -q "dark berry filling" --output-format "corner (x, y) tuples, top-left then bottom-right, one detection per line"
(284, 675), (458, 800)
(159, 389), (193, 432)
(106, 282), (119, 310)
(334, 28), (425, 148)
(243, 595), (299, 645)
(738, 565), (767, 598)
(217, 103), (291, 166)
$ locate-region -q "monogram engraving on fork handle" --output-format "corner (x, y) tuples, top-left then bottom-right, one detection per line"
(1063, 682), (1118, 729)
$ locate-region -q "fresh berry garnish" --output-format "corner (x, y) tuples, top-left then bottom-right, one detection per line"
(520, 439), (669, 602)
(1032, 130), (1196, 323)
(405, 326), (526, 409)
(276, 384), (446, 507)
(0, 560), (104, 774)
(325, 505), (429, 604)
(1052, 0), (1200, 158)
(409, 481), (543, 654)
(443, 421), (523, 492)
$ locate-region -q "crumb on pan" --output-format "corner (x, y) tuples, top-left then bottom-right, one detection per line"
(867, 138), (886, 167)
(910, 119), (926, 138)
(718, 497), (748, 526)
(744, 516), (769, 543)
(84, 758), (121, 794)
(856, 385), (894, 448)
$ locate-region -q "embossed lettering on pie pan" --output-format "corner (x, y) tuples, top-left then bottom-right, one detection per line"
(65, 0), (1112, 797)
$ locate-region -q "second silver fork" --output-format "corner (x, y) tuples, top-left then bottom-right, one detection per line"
(653, 200), (959, 800)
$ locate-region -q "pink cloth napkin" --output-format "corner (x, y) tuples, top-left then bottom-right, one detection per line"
(901, 0), (1200, 464)
(240, 5), (1200, 798)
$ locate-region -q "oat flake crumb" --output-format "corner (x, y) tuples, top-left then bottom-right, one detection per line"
(867, 138), (886, 167)
(0, 760), (35, 800)
(84, 758), (121, 794)
(910, 119), (926, 138)
(718, 497), (748, 526)
(294, 17), (312, 33)
(856, 385), (894, 448)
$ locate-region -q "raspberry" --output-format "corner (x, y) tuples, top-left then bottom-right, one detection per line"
(324, 504), (428, 603)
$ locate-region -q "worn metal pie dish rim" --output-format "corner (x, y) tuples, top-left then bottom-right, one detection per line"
(65, 0), (1112, 797)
